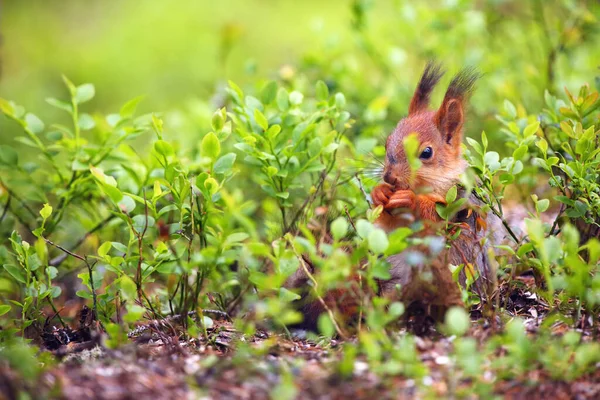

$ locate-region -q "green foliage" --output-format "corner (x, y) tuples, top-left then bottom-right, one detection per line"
(1, 1), (600, 397)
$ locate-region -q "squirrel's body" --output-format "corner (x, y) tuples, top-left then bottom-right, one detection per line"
(285, 62), (497, 328)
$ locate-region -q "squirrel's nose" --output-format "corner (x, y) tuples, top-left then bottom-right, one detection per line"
(383, 171), (395, 185)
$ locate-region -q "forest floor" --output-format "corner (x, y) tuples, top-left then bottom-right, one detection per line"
(2, 276), (600, 400)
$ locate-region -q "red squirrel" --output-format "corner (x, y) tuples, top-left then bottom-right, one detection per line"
(285, 62), (497, 329)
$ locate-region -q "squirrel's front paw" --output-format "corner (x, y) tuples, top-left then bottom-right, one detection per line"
(386, 190), (416, 210)
(371, 184), (394, 208)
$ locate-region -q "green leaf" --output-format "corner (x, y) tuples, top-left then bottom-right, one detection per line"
(118, 195), (136, 213)
(523, 121), (540, 138)
(368, 228), (389, 254)
(317, 313), (335, 337)
(289, 91), (304, 106)
(276, 88), (289, 111)
(0, 145), (18, 165)
(76, 290), (93, 299)
(204, 177), (219, 195)
(388, 302), (405, 318)
(0, 304), (10, 316)
(227, 80), (244, 103)
(316, 81), (329, 100)
(260, 81), (278, 104)
(446, 185), (458, 203)
(504, 99), (517, 118)
(39, 203), (53, 220)
(213, 153), (236, 175)
(132, 215), (155, 234)
(254, 108), (268, 131)
(211, 109), (225, 132)
(536, 199), (550, 213)
(512, 145), (528, 160)
(201, 132), (221, 160)
(445, 306), (469, 336)
(120, 96), (144, 118)
(78, 113), (96, 130)
(25, 113), (45, 134)
(98, 242), (112, 258)
(279, 287), (301, 303)
(0, 98), (14, 115)
(466, 137), (483, 155)
(46, 97), (73, 113)
(481, 131), (488, 149)
(154, 140), (174, 158)
(75, 83), (95, 104)
(331, 217), (348, 240)
(335, 93), (346, 108)
(225, 232), (249, 245)
(484, 151), (500, 171)
(4, 264), (26, 284)
(356, 219), (373, 238)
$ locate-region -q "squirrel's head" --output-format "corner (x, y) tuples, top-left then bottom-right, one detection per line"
(382, 62), (478, 197)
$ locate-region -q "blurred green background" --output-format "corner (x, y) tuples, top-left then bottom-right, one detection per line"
(1, 0), (599, 146)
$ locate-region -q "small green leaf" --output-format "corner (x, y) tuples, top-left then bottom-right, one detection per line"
(40, 203), (53, 220)
(513, 145), (528, 160)
(289, 91), (304, 106)
(388, 302), (405, 318)
(276, 88), (289, 111)
(225, 232), (249, 245)
(260, 81), (278, 104)
(368, 228), (389, 254)
(75, 83), (95, 104)
(4, 264), (26, 284)
(98, 242), (112, 258)
(446, 185), (458, 203)
(523, 121), (540, 138)
(316, 81), (329, 100)
(25, 113), (45, 134)
(201, 132), (221, 160)
(154, 140), (174, 158)
(211, 109), (225, 132)
(120, 96), (144, 118)
(118, 195), (136, 213)
(254, 109), (268, 131)
(331, 217), (349, 240)
(46, 97), (73, 113)
(213, 153), (236, 174)
(335, 93), (346, 108)
(0, 145), (18, 165)
(0, 305), (10, 316)
(279, 287), (301, 303)
(132, 215), (155, 234)
(204, 177), (219, 195)
(317, 313), (335, 337)
(504, 99), (517, 118)
(536, 199), (550, 213)
(78, 113), (96, 130)
(445, 306), (469, 336)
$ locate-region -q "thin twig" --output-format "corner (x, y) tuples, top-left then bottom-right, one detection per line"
(354, 173), (372, 207)
(344, 205), (358, 235)
(0, 193), (11, 223)
(285, 234), (347, 339)
(43, 237), (98, 320)
(0, 179), (38, 219)
(285, 169), (328, 233)
(49, 215), (116, 266)
(548, 203), (566, 237)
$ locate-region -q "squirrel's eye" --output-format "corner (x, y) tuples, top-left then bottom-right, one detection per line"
(420, 146), (433, 160)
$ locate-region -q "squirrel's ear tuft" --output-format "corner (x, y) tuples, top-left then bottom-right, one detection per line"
(434, 67), (479, 146)
(408, 61), (445, 116)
